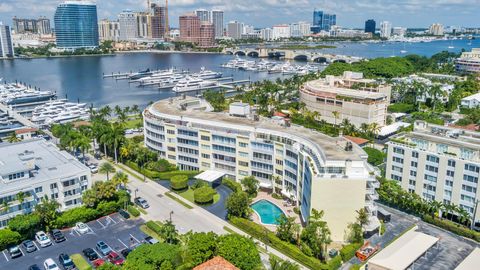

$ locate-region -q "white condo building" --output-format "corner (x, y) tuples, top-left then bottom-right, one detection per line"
(0, 23), (14, 58)
(98, 19), (120, 41)
(118, 10), (138, 41)
(195, 9), (210, 23)
(0, 139), (91, 228)
(272, 24), (291, 40)
(260, 28), (273, 41)
(227, 21), (243, 39)
(380, 21), (392, 38)
(386, 121), (480, 227)
(211, 10), (224, 38)
(143, 96), (380, 241)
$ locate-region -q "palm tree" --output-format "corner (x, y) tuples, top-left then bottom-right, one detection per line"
(332, 111), (340, 127)
(7, 133), (20, 143)
(75, 135), (91, 164)
(161, 220), (178, 244)
(99, 162), (116, 181)
(112, 171), (129, 189)
(368, 122), (381, 145)
(98, 105), (112, 119)
(131, 104), (140, 117)
(0, 201), (10, 214)
(269, 255), (300, 270)
(360, 123), (370, 136)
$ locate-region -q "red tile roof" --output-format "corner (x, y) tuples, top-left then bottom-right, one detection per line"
(193, 256), (239, 270)
(344, 135), (370, 146)
(273, 111), (288, 118)
(449, 124), (480, 131)
(15, 127), (38, 135)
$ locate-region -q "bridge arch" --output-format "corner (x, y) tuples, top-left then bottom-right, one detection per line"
(333, 59), (347, 63)
(234, 50), (246, 56)
(246, 51), (259, 57)
(313, 56), (328, 63)
(225, 50), (233, 55)
(293, 54), (308, 61)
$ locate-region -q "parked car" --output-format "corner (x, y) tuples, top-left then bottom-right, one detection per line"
(35, 231), (52, 247)
(75, 222), (90, 234)
(95, 241), (112, 256)
(92, 259), (105, 268)
(144, 236), (159, 245)
(82, 248), (99, 261)
(28, 264), (41, 270)
(106, 251), (124, 265)
(58, 253), (75, 270)
(134, 197), (149, 209)
(43, 258), (59, 270)
(120, 248), (132, 258)
(51, 229), (66, 243)
(118, 209), (130, 219)
(22, 240), (37, 253)
(7, 244), (22, 258)
(89, 164), (98, 174)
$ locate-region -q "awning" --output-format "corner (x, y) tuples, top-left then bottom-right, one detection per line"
(194, 170), (226, 183)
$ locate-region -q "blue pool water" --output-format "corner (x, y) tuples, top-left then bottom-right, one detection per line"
(251, 199), (285, 225)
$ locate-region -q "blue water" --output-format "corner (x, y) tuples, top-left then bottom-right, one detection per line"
(251, 199), (285, 225)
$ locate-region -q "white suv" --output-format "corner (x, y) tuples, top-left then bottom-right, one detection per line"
(35, 231), (52, 247)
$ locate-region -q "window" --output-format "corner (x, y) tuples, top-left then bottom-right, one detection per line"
(167, 129), (175, 134)
(201, 144), (210, 150)
(178, 155), (198, 163)
(276, 159), (283, 166)
(462, 185), (477, 193)
(446, 180), (453, 187)
(167, 146), (176, 152)
(239, 151), (249, 158)
(239, 142), (248, 148)
(50, 183), (58, 189)
(426, 155), (439, 163)
(448, 159), (456, 167)
(411, 161), (418, 167)
(286, 150), (298, 160)
(276, 149), (283, 155)
(424, 174), (437, 182)
(212, 144), (235, 153)
(285, 160), (298, 171)
(253, 152), (273, 161)
(412, 151), (419, 158)
(178, 129), (198, 137)
(463, 175), (478, 184)
(393, 147), (405, 155)
(251, 161), (273, 171)
(410, 171), (417, 177)
(409, 179), (416, 186)
(201, 162), (210, 167)
(464, 164), (480, 173)
(177, 138), (198, 146)
(201, 153), (210, 159)
(461, 194), (475, 204)
(239, 170), (249, 176)
(391, 174), (402, 181)
(447, 170), (455, 177)
(275, 169), (283, 176)
(391, 165), (403, 173)
(423, 184), (436, 192)
(393, 157), (404, 163)
(168, 155), (176, 160)
(201, 135), (210, 141)
(461, 148), (474, 160)
(425, 165), (439, 173)
(212, 135), (236, 145)
(178, 147), (198, 155)
(436, 144), (448, 154)
(444, 190), (452, 197)
(35, 186), (43, 193)
(238, 161), (249, 167)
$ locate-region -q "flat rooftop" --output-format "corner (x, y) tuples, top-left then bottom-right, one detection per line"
(0, 139), (89, 193)
(149, 97), (367, 161)
(303, 80), (387, 100)
(455, 247), (480, 270)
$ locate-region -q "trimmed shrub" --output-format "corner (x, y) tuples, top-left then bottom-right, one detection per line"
(158, 170), (199, 180)
(55, 207), (100, 228)
(422, 215), (480, 242)
(146, 159), (176, 172)
(194, 186), (217, 204)
(7, 213), (41, 240)
(339, 242), (363, 262)
(387, 103), (416, 113)
(272, 193), (282, 200)
(126, 161), (160, 179)
(190, 180), (208, 190)
(127, 205), (141, 217)
(170, 175), (188, 191)
(0, 229), (22, 250)
(363, 147), (385, 166)
(96, 201), (121, 216)
(146, 220), (162, 234)
(222, 178), (242, 192)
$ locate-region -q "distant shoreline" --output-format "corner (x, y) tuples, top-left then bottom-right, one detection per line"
(115, 50), (223, 55)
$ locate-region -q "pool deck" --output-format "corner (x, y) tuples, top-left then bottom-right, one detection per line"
(251, 191), (302, 231)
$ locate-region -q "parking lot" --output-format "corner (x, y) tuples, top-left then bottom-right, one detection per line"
(0, 213), (148, 269)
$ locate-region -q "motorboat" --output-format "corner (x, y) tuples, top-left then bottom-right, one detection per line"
(191, 67), (222, 79)
(172, 77), (217, 93)
(31, 100), (90, 126)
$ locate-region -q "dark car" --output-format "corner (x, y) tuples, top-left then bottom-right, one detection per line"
(22, 240), (37, 253)
(134, 197), (149, 209)
(28, 264), (41, 270)
(120, 248), (132, 258)
(118, 209), (130, 219)
(51, 229), (66, 243)
(144, 236), (159, 245)
(7, 244), (22, 259)
(58, 253), (75, 270)
(82, 248), (99, 261)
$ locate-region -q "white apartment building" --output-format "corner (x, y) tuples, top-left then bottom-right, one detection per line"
(386, 121), (480, 226)
(211, 10), (224, 38)
(118, 10), (138, 41)
(456, 48), (480, 74)
(227, 21), (243, 39)
(143, 96), (379, 241)
(272, 24), (291, 40)
(461, 93), (480, 108)
(429, 23), (444, 36)
(195, 9), (210, 23)
(300, 71), (391, 128)
(260, 28), (273, 41)
(0, 139), (91, 228)
(98, 19), (120, 41)
(380, 21), (392, 38)
(0, 23), (14, 58)
(135, 12), (151, 38)
(290, 22), (310, 37)
(392, 27), (406, 37)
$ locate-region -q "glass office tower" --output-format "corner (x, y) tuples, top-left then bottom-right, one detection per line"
(54, 1), (99, 50)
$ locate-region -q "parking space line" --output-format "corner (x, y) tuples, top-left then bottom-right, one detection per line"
(93, 248), (103, 259)
(19, 247), (24, 257)
(32, 241), (40, 251)
(117, 239), (128, 248)
(2, 251), (8, 262)
(96, 220), (106, 229)
(107, 215), (117, 224)
(129, 234), (140, 244)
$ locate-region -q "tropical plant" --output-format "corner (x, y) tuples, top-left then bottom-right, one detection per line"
(300, 209), (331, 261)
(99, 162), (116, 181)
(7, 133), (20, 143)
(226, 191), (251, 219)
(35, 196), (61, 231)
(160, 220), (178, 244)
(112, 171), (129, 188)
(269, 255), (300, 270)
(241, 176), (259, 197)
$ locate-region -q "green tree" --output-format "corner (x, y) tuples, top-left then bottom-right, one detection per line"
(0, 228), (22, 250)
(15, 191), (27, 212)
(35, 197), (60, 231)
(241, 176), (259, 197)
(276, 214), (296, 243)
(123, 243), (180, 270)
(216, 234), (261, 270)
(300, 209), (331, 261)
(160, 220), (179, 244)
(226, 191), (251, 219)
(185, 232), (218, 266)
(112, 171), (129, 188)
(99, 162), (116, 181)
(7, 133), (20, 143)
(269, 255), (300, 270)
(7, 213), (41, 239)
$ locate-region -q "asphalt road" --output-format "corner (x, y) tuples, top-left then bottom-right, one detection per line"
(0, 213), (147, 270)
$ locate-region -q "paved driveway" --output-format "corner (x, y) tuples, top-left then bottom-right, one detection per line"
(0, 213), (147, 269)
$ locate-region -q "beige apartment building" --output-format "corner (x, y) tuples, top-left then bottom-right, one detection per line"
(300, 71), (390, 128)
(386, 121), (480, 226)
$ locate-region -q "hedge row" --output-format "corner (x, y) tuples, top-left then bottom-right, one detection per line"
(229, 217), (334, 270)
(127, 205), (141, 217)
(339, 242), (363, 262)
(194, 186), (217, 204)
(146, 220), (162, 235)
(223, 178), (242, 192)
(422, 215), (480, 242)
(125, 161), (160, 179)
(157, 170), (199, 180)
(171, 175), (189, 190)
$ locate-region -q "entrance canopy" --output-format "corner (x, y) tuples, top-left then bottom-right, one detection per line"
(194, 170), (226, 183)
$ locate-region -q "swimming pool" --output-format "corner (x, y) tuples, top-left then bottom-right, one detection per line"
(251, 199), (286, 225)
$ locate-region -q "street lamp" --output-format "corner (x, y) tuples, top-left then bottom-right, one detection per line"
(471, 199), (479, 230)
(134, 188), (139, 199)
(169, 211), (174, 222)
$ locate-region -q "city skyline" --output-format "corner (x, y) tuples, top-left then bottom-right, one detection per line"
(0, 0), (479, 29)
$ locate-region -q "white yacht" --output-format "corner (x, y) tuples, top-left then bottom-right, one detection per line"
(191, 67), (222, 79)
(172, 77), (217, 93)
(31, 100), (90, 126)
(0, 83), (55, 105)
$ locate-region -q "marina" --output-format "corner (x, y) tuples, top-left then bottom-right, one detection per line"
(221, 57), (322, 75)
(31, 99), (91, 127)
(0, 80), (57, 116)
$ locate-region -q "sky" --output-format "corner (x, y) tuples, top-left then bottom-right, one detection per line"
(0, 0), (479, 28)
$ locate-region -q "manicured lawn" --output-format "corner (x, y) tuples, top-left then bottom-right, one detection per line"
(71, 253), (92, 270)
(140, 224), (163, 242)
(165, 191), (194, 209)
(176, 188), (220, 205)
(124, 118), (143, 129)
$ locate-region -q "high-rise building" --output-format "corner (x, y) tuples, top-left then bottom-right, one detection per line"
(199, 22), (215, 48)
(151, 3), (167, 39)
(365, 19), (376, 34)
(290, 22), (311, 37)
(179, 13), (200, 44)
(135, 12), (151, 38)
(12, 17), (51, 34)
(211, 10), (224, 38)
(118, 10), (138, 41)
(429, 23), (444, 36)
(260, 28), (273, 40)
(195, 9), (210, 23)
(272, 24), (291, 40)
(243, 25), (255, 35)
(386, 121), (480, 226)
(227, 21), (243, 39)
(54, 1), (99, 50)
(312, 9), (336, 32)
(0, 23), (14, 58)
(36, 17), (51, 34)
(392, 27), (406, 37)
(380, 21), (392, 38)
(98, 19), (120, 41)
